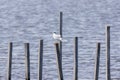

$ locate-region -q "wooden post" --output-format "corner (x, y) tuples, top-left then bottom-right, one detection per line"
(7, 42), (13, 80)
(55, 43), (63, 80)
(94, 43), (101, 80)
(73, 37), (78, 80)
(38, 40), (43, 80)
(59, 12), (63, 64)
(24, 43), (30, 80)
(106, 26), (111, 80)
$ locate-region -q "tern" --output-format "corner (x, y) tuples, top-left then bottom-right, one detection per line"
(52, 32), (62, 41)
(52, 32), (67, 42)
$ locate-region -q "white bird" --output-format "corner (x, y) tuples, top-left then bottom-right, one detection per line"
(52, 32), (62, 41)
(52, 32), (67, 42)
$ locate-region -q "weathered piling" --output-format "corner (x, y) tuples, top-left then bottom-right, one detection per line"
(7, 42), (13, 80)
(59, 12), (63, 64)
(106, 26), (111, 80)
(94, 43), (101, 80)
(73, 37), (78, 80)
(24, 43), (30, 80)
(55, 43), (64, 80)
(38, 40), (43, 80)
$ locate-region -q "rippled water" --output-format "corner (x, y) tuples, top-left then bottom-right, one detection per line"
(0, 0), (120, 80)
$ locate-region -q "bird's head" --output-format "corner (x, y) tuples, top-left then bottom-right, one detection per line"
(53, 32), (56, 34)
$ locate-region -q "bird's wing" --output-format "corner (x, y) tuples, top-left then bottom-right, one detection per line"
(53, 34), (61, 39)
(55, 34), (61, 38)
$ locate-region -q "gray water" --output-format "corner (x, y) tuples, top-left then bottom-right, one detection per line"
(0, 0), (120, 80)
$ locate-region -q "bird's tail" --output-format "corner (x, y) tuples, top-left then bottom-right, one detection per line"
(60, 38), (67, 42)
